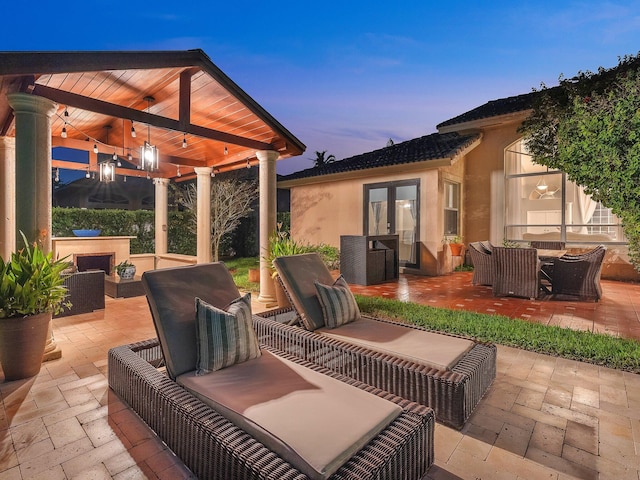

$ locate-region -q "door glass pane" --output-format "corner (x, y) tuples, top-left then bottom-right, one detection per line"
(395, 185), (417, 264)
(368, 188), (388, 235)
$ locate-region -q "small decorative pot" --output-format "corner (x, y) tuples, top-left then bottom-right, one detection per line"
(118, 266), (136, 280)
(449, 243), (464, 256)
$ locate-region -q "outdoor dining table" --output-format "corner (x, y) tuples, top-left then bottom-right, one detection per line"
(537, 249), (567, 293)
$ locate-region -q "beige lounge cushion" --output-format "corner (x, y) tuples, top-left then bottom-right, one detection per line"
(317, 317), (474, 371)
(178, 350), (401, 480)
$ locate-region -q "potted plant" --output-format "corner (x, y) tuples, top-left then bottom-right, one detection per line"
(0, 232), (70, 380)
(443, 235), (464, 256)
(115, 260), (136, 280)
(264, 224), (309, 307)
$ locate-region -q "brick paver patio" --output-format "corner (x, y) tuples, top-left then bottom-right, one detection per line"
(1, 273), (639, 479)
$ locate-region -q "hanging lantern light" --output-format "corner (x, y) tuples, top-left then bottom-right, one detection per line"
(99, 161), (115, 183)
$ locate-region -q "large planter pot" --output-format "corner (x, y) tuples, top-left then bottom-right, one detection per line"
(273, 275), (291, 309)
(248, 268), (260, 283)
(0, 312), (51, 381)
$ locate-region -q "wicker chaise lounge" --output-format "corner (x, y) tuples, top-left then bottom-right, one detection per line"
(108, 263), (435, 480)
(254, 253), (496, 430)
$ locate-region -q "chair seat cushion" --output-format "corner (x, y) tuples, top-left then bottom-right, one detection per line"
(317, 317), (474, 371)
(178, 350), (401, 480)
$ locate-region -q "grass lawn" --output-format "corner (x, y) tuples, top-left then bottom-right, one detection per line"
(356, 295), (640, 373)
(226, 258), (640, 372)
(225, 257), (260, 292)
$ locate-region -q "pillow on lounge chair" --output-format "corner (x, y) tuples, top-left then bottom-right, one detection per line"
(314, 275), (361, 328)
(195, 293), (261, 375)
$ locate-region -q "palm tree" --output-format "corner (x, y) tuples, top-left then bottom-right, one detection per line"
(312, 150), (336, 167)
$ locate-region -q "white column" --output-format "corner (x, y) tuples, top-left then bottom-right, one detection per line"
(153, 178), (170, 256)
(7, 93), (57, 248)
(257, 150), (279, 304)
(194, 167), (212, 263)
(7, 93), (61, 362)
(0, 137), (16, 260)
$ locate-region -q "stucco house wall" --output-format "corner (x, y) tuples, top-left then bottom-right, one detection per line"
(457, 119), (638, 281)
(290, 158), (467, 276)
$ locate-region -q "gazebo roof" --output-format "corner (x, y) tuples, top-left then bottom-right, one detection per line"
(0, 50), (305, 180)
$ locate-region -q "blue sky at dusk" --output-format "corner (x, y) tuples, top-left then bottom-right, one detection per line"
(5, 1), (640, 174)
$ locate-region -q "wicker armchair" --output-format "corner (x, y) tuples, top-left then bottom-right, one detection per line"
(54, 270), (105, 318)
(492, 247), (541, 299)
(552, 245), (606, 301)
(468, 242), (494, 286)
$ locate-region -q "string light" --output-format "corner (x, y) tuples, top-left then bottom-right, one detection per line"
(54, 168), (60, 182)
(61, 125), (67, 138)
(224, 146), (228, 155)
(85, 167), (90, 179)
(246, 158), (251, 169)
(123, 175), (127, 183)
(127, 150), (133, 162)
(93, 144), (98, 154)
(176, 165), (181, 177)
(182, 133), (187, 148)
(130, 121), (136, 138)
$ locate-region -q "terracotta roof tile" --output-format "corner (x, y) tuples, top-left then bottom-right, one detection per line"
(280, 131), (480, 181)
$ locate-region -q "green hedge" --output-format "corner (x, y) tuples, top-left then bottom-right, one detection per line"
(52, 207), (254, 256)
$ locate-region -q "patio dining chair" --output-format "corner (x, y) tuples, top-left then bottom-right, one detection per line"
(254, 253), (497, 430)
(492, 246), (541, 299)
(468, 241), (494, 286)
(551, 245), (606, 301)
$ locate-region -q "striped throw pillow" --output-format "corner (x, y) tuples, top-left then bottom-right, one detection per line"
(314, 275), (361, 329)
(195, 293), (261, 375)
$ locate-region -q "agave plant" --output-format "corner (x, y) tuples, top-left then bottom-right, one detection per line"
(0, 232), (70, 319)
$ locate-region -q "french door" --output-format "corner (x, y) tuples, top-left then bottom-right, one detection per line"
(364, 180), (420, 268)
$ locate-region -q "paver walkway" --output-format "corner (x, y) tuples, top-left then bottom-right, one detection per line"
(0, 273), (639, 479)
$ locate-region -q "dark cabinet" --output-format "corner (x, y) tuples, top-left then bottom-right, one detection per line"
(340, 235), (399, 285)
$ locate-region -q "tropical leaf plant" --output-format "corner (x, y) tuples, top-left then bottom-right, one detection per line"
(0, 232), (70, 318)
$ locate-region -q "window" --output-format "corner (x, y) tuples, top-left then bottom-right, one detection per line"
(444, 182), (459, 236)
(504, 139), (624, 243)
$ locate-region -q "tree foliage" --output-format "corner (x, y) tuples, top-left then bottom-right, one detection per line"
(519, 53), (640, 270)
(177, 177), (258, 262)
(312, 150), (336, 167)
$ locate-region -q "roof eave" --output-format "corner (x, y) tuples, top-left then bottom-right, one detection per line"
(278, 135), (482, 188)
(0, 50), (306, 156)
(438, 110), (531, 134)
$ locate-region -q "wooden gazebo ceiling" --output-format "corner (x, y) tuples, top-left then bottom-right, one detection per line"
(0, 50), (305, 180)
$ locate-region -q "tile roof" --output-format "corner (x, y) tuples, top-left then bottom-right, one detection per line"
(280, 131), (481, 181)
(437, 90), (543, 129)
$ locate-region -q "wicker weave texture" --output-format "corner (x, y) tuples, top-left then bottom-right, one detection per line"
(55, 271), (105, 318)
(254, 313), (496, 430)
(530, 241), (566, 250)
(108, 339), (434, 480)
(468, 242), (494, 286)
(552, 245), (605, 301)
(492, 247), (541, 299)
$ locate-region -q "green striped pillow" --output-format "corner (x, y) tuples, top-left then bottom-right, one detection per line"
(195, 293), (261, 375)
(314, 275), (361, 329)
